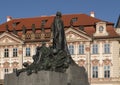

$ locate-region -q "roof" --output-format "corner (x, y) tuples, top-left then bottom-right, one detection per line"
(0, 13), (113, 31)
(0, 13), (119, 40)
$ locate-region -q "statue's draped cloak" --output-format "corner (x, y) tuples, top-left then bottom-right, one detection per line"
(52, 16), (69, 55)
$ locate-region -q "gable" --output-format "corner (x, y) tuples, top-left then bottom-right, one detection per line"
(0, 32), (24, 45)
(65, 28), (92, 42)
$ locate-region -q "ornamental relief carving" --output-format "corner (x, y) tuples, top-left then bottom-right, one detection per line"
(103, 59), (112, 65)
(85, 47), (90, 52)
(12, 62), (18, 68)
(3, 62), (10, 68)
(19, 50), (23, 54)
(91, 59), (99, 66)
(66, 31), (87, 41)
(78, 59), (85, 66)
(0, 36), (20, 44)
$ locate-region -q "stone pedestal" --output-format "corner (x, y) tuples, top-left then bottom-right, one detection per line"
(66, 64), (89, 85)
(4, 71), (67, 85)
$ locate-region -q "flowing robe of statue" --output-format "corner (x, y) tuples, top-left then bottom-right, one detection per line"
(51, 12), (69, 55)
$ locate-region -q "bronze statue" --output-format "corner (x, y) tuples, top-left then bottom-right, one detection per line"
(51, 12), (69, 55)
(15, 11), (89, 85)
(16, 12), (71, 76)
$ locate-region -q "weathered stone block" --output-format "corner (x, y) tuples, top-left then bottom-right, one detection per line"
(4, 71), (67, 85)
(66, 64), (89, 85)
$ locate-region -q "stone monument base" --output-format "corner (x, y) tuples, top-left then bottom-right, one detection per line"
(4, 71), (67, 85)
(66, 64), (89, 85)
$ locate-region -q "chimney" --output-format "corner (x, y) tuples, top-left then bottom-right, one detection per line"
(90, 11), (95, 17)
(7, 16), (12, 22)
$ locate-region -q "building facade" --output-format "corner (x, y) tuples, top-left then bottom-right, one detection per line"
(0, 12), (120, 85)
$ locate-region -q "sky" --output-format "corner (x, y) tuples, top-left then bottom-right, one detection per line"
(0, 0), (120, 26)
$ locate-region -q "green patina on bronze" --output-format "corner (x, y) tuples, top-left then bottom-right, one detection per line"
(16, 12), (71, 76)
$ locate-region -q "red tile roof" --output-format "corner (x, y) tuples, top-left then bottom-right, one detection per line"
(0, 13), (119, 39)
(83, 26), (120, 38)
(84, 27), (96, 36)
(0, 14), (113, 31)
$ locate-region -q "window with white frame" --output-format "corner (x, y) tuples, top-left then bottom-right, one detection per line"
(4, 68), (9, 74)
(13, 48), (18, 57)
(104, 44), (110, 54)
(92, 44), (98, 54)
(26, 47), (31, 56)
(79, 44), (84, 54)
(104, 65), (110, 78)
(68, 44), (74, 55)
(4, 48), (9, 57)
(92, 66), (98, 78)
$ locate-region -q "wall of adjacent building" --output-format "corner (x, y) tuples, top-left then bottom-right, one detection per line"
(112, 41), (119, 77)
(0, 34), (120, 85)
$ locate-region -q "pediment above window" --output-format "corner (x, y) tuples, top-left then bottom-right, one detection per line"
(65, 28), (92, 42)
(0, 32), (24, 45)
(103, 59), (112, 65)
(91, 59), (99, 65)
(3, 62), (10, 68)
(12, 62), (19, 68)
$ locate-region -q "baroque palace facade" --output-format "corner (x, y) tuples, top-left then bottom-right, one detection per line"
(0, 12), (120, 85)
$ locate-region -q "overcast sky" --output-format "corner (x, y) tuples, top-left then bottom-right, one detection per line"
(0, 0), (120, 26)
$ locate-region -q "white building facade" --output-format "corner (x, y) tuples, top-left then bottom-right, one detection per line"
(0, 13), (120, 85)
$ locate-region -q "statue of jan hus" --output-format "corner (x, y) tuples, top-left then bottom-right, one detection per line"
(16, 12), (71, 76)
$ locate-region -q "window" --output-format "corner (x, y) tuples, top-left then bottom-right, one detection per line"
(68, 45), (74, 55)
(70, 18), (78, 26)
(4, 48), (9, 57)
(92, 44), (98, 54)
(104, 66), (110, 78)
(71, 17), (78, 22)
(13, 48), (18, 57)
(92, 66), (98, 78)
(104, 44), (110, 54)
(99, 26), (104, 32)
(13, 68), (17, 73)
(79, 44), (84, 54)
(4, 68), (9, 74)
(26, 48), (31, 56)
(41, 20), (48, 25)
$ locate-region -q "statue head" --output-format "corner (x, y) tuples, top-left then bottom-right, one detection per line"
(56, 11), (62, 17)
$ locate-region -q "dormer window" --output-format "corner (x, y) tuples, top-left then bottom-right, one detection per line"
(71, 17), (78, 22)
(94, 22), (108, 36)
(99, 26), (104, 32)
(70, 17), (78, 26)
(41, 20), (47, 25)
